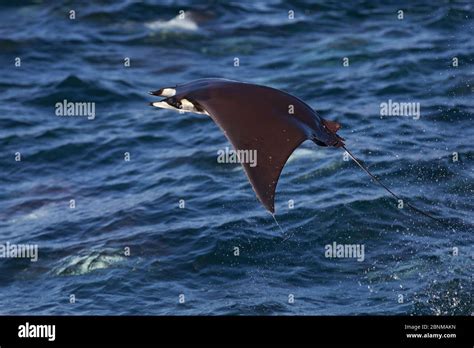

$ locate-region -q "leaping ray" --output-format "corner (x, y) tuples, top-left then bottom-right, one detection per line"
(149, 78), (445, 225)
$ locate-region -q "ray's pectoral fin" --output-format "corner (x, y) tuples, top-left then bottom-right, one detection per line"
(197, 89), (312, 214)
(229, 131), (307, 214)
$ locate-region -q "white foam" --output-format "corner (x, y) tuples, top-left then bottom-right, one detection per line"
(54, 253), (126, 276)
(287, 148), (325, 162)
(9, 206), (50, 224)
(146, 13), (198, 31)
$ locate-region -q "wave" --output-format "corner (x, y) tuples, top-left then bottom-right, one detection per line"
(145, 10), (214, 32)
(25, 75), (142, 106)
(52, 250), (126, 276)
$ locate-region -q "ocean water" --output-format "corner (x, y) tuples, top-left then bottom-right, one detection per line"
(0, 0), (472, 315)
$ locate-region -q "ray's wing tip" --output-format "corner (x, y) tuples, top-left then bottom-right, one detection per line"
(263, 199), (275, 214)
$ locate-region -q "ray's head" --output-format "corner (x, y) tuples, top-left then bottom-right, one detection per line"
(149, 86), (209, 115)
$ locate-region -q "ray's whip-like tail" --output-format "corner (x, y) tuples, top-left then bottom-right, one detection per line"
(341, 145), (447, 226)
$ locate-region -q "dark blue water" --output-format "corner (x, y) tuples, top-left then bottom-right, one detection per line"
(0, 0), (472, 315)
